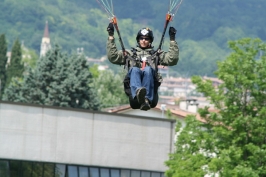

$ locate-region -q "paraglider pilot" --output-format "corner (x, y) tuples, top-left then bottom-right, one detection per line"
(106, 23), (179, 111)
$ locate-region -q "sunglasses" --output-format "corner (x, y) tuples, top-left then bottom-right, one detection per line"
(139, 37), (150, 41)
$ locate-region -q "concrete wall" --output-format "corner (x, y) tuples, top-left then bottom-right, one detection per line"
(0, 101), (175, 172)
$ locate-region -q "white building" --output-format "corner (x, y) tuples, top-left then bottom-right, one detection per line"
(0, 101), (176, 177)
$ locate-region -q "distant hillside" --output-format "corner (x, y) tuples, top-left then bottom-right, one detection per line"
(0, 0), (265, 76)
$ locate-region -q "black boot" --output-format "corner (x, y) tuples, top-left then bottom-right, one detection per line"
(140, 98), (150, 111)
(136, 87), (146, 105)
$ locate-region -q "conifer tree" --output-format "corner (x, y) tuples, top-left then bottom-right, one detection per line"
(0, 34), (8, 99)
(3, 45), (101, 110)
(5, 39), (24, 88)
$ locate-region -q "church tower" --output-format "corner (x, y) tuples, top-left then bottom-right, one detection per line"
(40, 21), (51, 57)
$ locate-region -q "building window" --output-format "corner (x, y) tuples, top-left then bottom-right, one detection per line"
(56, 164), (66, 177)
(141, 171), (151, 177)
(110, 169), (119, 177)
(79, 166), (89, 177)
(68, 166), (78, 177)
(0, 160), (9, 177)
(44, 163), (55, 177)
(0, 159), (164, 177)
(121, 169), (130, 177)
(22, 161), (33, 177)
(9, 160), (20, 177)
(151, 172), (161, 177)
(131, 170), (140, 177)
(100, 168), (110, 177)
(90, 167), (99, 177)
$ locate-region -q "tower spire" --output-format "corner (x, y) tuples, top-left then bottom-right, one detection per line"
(40, 21), (51, 57)
(43, 21), (50, 38)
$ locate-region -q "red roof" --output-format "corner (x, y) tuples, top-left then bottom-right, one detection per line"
(105, 103), (208, 123)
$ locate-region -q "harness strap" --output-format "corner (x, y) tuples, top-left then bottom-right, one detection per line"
(126, 47), (159, 72)
(141, 61), (146, 70)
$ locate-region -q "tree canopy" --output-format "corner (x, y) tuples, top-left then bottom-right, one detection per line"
(3, 45), (101, 110)
(165, 38), (266, 176)
(5, 39), (24, 89)
(93, 69), (128, 108)
(0, 34), (8, 98)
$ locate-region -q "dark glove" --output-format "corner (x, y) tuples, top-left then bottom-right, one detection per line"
(169, 26), (176, 41)
(107, 23), (114, 36)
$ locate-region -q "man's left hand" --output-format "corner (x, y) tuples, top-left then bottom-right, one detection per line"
(169, 27), (176, 41)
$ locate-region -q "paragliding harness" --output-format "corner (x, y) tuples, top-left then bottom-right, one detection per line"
(123, 48), (163, 109)
(96, 0), (183, 109)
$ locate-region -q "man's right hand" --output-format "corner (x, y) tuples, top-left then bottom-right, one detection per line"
(107, 23), (114, 36)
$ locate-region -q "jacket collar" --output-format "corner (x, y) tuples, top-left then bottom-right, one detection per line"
(135, 46), (154, 52)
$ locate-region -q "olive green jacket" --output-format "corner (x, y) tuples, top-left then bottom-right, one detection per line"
(106, 38), (179, 68)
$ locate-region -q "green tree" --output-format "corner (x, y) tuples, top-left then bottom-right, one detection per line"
(0, 34), (8, 99)
(165, 38), (266, 177)
(93, 69), (128, 108)
(89, 64), (100, 78)
(21, 46), (38, 68)
(5, 38), (24, 88)
(3, 45), (101, 110)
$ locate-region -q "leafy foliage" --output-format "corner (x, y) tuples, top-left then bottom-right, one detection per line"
(0, 34), (8, 98)
(93, 69), (128, 108)
(21, 46), (38, 68)
(165, 38), (266, 176)
(3, 45), (101, 110)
